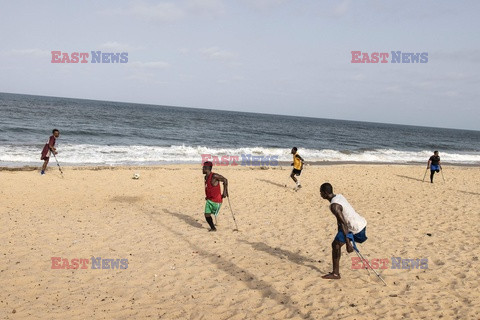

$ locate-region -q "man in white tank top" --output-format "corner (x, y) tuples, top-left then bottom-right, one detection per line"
(320, 182), (367, 280)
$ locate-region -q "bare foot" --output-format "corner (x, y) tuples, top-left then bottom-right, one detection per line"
(322, 272), (341, 280)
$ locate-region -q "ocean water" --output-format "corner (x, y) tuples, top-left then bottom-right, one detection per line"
(1, 92), (479, 166)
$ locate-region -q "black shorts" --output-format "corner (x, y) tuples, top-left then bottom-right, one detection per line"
(292, 168), (302, 176)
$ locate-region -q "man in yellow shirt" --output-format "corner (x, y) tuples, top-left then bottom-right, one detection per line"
(290, 147), (305, 190)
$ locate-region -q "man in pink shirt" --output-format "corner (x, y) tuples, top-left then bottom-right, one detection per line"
(40, 129), (60, 175)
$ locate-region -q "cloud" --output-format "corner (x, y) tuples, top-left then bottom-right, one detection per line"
(382, 85), (402, 94)
(131, 2), (186, 22)
(443, 90), (459, 98)
(332, 0), (351, 17)
(433, 50), (480, 64)
(215, 74), (245, 84)
(187, 0), (225, 15)
(124, 71), (155, 82)
(125, 60), (171, 83)
(412, 72), (480, 86)
(200, 47), (236, 61)
(129, 61), (170, 69)
(179, 48), (190, 55)
(349, 73), (366, 81)
(99, 1), (186, 22)
(99, 41), (144, 51)
(100, 0), (226, 22)
(3, 48), (50, 57)
(241, 0), (289, 10)
(414, 80), (434, 89)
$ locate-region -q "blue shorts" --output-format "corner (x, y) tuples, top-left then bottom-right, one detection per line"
(430, 165), (440, 172)
(334, 226), (367, 244)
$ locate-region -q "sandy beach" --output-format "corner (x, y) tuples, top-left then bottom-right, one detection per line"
(1, 164), (479, 319)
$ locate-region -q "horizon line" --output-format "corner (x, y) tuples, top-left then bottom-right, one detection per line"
(1, 91), (478, 133)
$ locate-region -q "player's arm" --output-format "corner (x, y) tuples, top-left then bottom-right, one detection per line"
(331, 203), (354, 253)
(213, 173), (229, 198)
(427, 158), (431, 169)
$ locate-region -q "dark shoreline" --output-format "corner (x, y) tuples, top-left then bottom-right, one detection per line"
(1, 161), (479, 171)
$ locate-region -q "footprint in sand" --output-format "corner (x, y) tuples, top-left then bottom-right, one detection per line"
(434, 259), (445, 265)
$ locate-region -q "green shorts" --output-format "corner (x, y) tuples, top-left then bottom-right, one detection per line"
(205, 199), (222, 216)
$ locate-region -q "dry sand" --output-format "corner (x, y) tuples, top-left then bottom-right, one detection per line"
(1, 164), (479, 319)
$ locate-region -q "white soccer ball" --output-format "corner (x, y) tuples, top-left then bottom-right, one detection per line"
(132, 173), (140, 180)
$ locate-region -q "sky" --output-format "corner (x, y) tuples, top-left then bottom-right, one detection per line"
(0, 0), (479, 130)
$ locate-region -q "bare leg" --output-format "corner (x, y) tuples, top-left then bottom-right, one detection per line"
(41, 159), (49, 172)
(204, 214), (216, 231)
(290, 172), (297, 184)
(332, 240), (344, 275)
(322, 240), (344, 279)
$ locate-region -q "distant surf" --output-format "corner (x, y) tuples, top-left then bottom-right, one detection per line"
(1, 145), (479, 166)
(1, 92), (479, 166)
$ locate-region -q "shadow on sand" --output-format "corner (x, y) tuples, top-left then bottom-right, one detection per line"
(257, 178), (289, 189)
(162, 209), (204, 229)
(395, 174), (425, 182)
(457, 190), (480, 196)
(149, 215), (313, 319)
(238, 239), (325, 274)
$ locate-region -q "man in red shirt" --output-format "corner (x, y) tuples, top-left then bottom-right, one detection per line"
(40, 129), (60, 175)
(203, 161), (228, 232)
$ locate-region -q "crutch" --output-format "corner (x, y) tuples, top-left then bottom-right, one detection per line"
(422, 168), (428, 182)
(440, 168), (445, 182)
(227, 196), (239, 231)
(354, 250), (371, 275)
(52, 152), (64, 178)
(347, 234), (387, 286)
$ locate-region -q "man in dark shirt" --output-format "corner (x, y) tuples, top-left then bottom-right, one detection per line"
(40, 129), (60, 175)
(427, 150), (442, 183)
